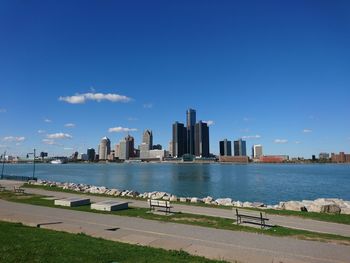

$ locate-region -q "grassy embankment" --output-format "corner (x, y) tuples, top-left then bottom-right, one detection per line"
(0, 220), (226, 263)
(24, 183), (350, 225)
(1, 191), (350, 245)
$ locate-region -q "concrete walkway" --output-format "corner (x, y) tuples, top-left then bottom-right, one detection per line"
(0, 199), (349, 263)
(9, 183), (350, 237)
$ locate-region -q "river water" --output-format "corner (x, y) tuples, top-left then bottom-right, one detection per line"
(3, 163), (350, 204)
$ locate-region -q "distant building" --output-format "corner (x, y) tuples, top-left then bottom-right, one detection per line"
(40, 152), (48, 160)
(168, 141), (173, 156)
(78, 153), (88, 161)
(194, 121), (209, 157)
(119, 135), (135, 160)
(186, 108), (196, 155)
(149, 149), (166, 160)
(140, 143), (150, 158)
(142, 130), (153, 150)
(234, 139), (246, 156)
(115, 145), (120, 159)
(331, 152), (350, 163)
(172, 122), (187, 158)
(319, 152), (330, 160)
(260, 155), (289, 163)
(98, 137), (111, 160)
(219, 139), (232, 156)
(219, 156), (249, 163)
(87, 148), (95, 162)
(252, 144), (263, 159)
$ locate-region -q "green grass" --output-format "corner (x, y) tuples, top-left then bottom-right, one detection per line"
(0, 221), (226, 263)
(1, 191), (350, 245)
(24, 183), (350, 225)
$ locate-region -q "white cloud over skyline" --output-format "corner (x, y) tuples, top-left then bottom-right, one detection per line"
(3, 136), (26, 142)
(203, 120), (215, 126)
(59, 92), (131, 104)
(303, 129), (312, 133)
(242, 135), (261, 140)
(64, 123), (75, 128)
(143, 103), (153, 109)
(47, 133), (72, 139)
(274, 139), (288, 144)
(108, 127), (138, 133)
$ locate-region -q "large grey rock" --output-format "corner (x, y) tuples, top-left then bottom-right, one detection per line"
(281, 201), (307, 212)
(170, 195), (178, 202)
(179, 197), (187, 202)
(252, 202), (265, 208)
(190, 197), (198, 203)
(243, 202), (253, 208)
(233, 201), (243, 207)
(320, 204), (341, 214)
(202, 196), (213, 203)
(216, 198), (232, 206)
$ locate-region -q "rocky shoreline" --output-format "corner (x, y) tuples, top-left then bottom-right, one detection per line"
(28, 180), (350, 215)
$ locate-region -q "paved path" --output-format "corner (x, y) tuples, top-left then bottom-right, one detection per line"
(0, 200), (349, 263)
(10, 183), (350, 237)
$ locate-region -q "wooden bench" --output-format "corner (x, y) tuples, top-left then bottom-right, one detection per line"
(13, 186), (25, 194)
(148, 199), (172, 214)
(0, 185), (5, 192)
(235, 208), (269, 229)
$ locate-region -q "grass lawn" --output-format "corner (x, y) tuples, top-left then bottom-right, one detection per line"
(24, 183), (350, 225)
(1, 191), (350, 245)
(0, 221), (226, 263)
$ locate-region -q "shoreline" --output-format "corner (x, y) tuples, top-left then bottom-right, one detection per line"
(26, 179), (350, 215)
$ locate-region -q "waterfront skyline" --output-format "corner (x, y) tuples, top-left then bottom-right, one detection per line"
(1, 1), (350, 158)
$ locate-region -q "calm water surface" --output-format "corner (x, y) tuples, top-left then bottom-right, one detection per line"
(3, 163), (350, 204)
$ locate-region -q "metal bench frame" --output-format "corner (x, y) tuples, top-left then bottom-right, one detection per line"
(13, 186), (25, 194)
(148, 199), (172, 214)
(235, 208), (269, 229)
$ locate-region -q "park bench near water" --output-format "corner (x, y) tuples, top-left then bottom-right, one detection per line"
(13, 186), (25, 194)
(148, 199), (172, 214)
(235, 208), (269, 229)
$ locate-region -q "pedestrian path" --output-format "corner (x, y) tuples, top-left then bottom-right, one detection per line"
(0, 200), (349, 263)
(18, 185), (350, 237)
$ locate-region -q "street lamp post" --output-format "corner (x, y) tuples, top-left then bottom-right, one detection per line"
(27, 149), (36, 180)
(1, 151), (6, 179)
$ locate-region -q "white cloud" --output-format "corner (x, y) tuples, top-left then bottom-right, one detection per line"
(0, 108), (6, 113)
(47, 133), (72, 139)
(37, 130), (46, 134)
(64, 147), (73, 150)
(203, 120), (215, 126)
(295, 141), (301, 144)
(242, 135), (261, 140)
(108, 127), (137, 133)
(59, 92), (131, 104)
(64, 123), (75, 128)
(42, 139), (57, 145)
(143, 103), (153, 109)
(3, 136), (26, 142)
(303, 129), (312, 133)
(44, 118), (52, 123)
(274, 139), (288, 144)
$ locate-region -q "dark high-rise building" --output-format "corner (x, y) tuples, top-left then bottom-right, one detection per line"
(195, 121), (209, 157)
(87, 148), (95, 162)
(186, 108), (196, 155)
(142, 129), (153, 150)
(219, 139), (232, 156)
(234, 139), (247, 156)
(172, 122), (187, 157)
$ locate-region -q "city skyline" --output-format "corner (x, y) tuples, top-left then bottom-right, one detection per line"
(1, 1), (350, 158)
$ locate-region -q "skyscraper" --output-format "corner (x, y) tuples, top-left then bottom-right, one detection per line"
(98, 137), (111, 160)
(234, 139), (246, 156)
(142, 129), (153, 150)
(172, 122), (187, 157)
(219, 139), (232, 156)
(195, 121), (209, 157)
(186, 108), (196, 155)
(119, 135), (135, 160)
(252, 144), (263, 159)
(87, 148), (95, 162)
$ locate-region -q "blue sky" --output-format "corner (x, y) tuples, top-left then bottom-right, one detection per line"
(0, 0), (349, 158)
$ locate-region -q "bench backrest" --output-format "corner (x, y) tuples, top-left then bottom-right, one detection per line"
(149, 199), (170, 207)
(235, 208), (266, 218)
